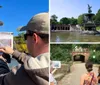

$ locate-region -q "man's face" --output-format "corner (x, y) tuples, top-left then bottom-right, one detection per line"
(24, 31), (34, 56)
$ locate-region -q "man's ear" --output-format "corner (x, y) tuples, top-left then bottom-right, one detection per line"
(33, 33), (38, 43)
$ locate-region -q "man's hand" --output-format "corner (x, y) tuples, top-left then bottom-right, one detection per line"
(0, 55), (6, 62)
(0, 46), (14, 54)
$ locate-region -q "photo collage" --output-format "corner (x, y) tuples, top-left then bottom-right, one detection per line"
(0, 0), (100, 85)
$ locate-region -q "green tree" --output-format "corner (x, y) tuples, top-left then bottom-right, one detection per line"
(60, 17), (70, 25)
(14, 32), (25, 44)
(77, 14), (84, 25)
(70, 17), (77, 25)
(14, 32), (28, 52)
(50, 14), (58, 25)
(94, 9), (100, 24)
(50, 44), (72, 62)
(89, 50), (100, 64)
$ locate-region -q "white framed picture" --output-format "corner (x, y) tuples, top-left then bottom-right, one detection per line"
(0, 32), (13, 48)
(52, 61), (61, 68)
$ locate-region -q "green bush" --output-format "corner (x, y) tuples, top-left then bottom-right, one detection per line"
(96, 26), (100, 30)
(51, 44), (72, 63)
(88, 50), (100, 64)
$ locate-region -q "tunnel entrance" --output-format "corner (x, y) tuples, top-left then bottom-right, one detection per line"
(73, 55), (85, 62)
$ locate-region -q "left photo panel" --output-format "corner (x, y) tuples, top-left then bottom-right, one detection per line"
(0, 0), (49, 85)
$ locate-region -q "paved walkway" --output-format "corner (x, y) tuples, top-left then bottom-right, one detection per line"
(58, 63), (98, 85)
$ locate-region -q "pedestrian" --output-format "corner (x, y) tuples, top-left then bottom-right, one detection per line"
(0, 12), (49, 85)
(50, 61), (57, 85)
(98, 66), (100, 85)
(80, 61), (98, 85)
(0, 53), (10, 75)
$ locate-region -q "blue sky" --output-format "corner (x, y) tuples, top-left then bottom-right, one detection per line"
(0, 0), (48, 36)
(50, 0), (100, 21)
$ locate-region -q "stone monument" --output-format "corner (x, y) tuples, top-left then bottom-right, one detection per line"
(83, 4), (96, 31)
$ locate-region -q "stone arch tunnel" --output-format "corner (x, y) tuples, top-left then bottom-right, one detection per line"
(73, 55), (85, 62)
(72, 52), (90, 62)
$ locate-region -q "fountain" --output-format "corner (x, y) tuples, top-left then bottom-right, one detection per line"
(82, 4), (100, 34)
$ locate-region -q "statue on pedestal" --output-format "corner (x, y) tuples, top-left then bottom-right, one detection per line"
(88, 4), (92, 13)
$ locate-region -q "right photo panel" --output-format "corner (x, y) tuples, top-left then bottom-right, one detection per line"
(50, 0), (100, 85)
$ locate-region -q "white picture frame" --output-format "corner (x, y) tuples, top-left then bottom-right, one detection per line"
(52, 61), (61, 68)
(0, 32), (13, 48)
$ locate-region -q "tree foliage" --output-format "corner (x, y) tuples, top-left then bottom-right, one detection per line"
(94, 9), (100, 24)
(50, 15), (77, 25)
(14, 32), (28, 52)
(70, 17), (77, 25)
(50, 15), (58, 25)
(89, 50), (100, 64)
(60, 17), (70, 25)
(77, 14), (84, 25)
(51, 44), (72, 62)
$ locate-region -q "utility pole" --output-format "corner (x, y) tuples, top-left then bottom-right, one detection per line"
(0, 5), (3, 26)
